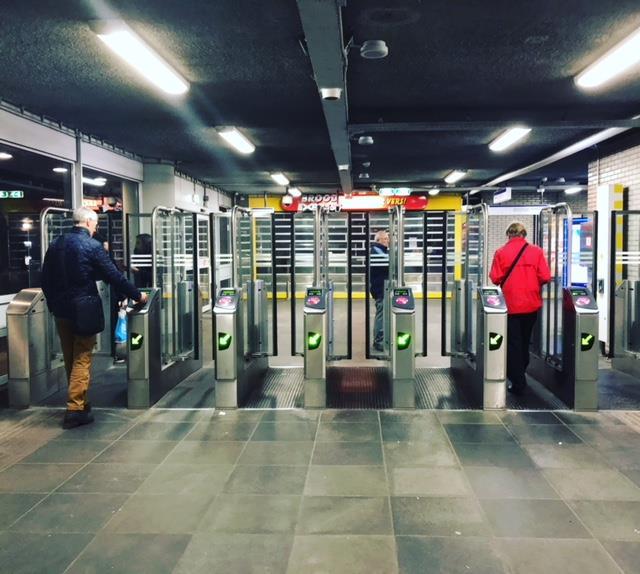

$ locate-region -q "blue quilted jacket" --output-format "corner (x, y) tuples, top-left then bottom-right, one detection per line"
(42, 226), (141, 319)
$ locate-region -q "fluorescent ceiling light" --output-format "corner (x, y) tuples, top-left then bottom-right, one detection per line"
(428, 188), (440, 196)
(576, 26), (640, 89)
(444, 170), (467, 184)
(96, 24), (189, 95)
(0, 152), (13, 160)
(83, 177), (106, 187)
(218, 127), (255, 155)
(43, 197), (65, 202)
(564, 186), (582, 195)
(270, 172), (290, 186)
(52, 167), (68, 173)
(489, 127), (532, 152)
(288, 187), (302, 198)
(338, 164), (349, 170)
(469, 189), (482, 195)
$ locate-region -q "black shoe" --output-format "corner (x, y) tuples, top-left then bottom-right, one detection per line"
(62, 410), (94, 429)
(84, 402), (92, 413)
(507, 383), (525, 396)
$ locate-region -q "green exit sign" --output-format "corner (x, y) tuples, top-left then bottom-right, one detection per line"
(0, 190), (24, 199)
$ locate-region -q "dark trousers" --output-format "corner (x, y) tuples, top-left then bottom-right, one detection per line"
(507, 312), (538, 390)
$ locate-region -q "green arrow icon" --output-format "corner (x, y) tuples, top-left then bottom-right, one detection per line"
(132, 334), (142, 345)
(396, 332), (412, 351)
(307, 331), (322, 351)
(218, 332), (233, 351)
(488, 332), (503, 351)
(130, 332), (144, 350)
(581, 333), (595, 351)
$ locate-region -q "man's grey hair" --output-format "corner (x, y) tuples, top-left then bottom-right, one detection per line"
(374, 229), (388, 242)
(73, 207), (98, 224)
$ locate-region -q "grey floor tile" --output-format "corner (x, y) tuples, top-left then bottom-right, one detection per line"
(0, 532), (92, 574)
(396, 536), (510, 574)
(543, 468), (640, 500)
(173, 533), (293, 574)
(21, 440), (111, 463)
(208, 409), (265, 422)
(286, 535), (398, 574)
(105, 493), (210, 533)
(321, 410), (379, 423)
(623, 469), (640, 488)
(54, 420), (134, 441)
(523, 444), (610, 469)
(137, 463), (233, 498)
(568, 424), (640, 450)
(144, 409), (216, 423)
(389, 467), (470, 497)
(11, 492), (128, 533)
(602, 540), (640, 574)
(437, 411), (502, 424)
(0, 463), (82, 492)
(312, 441), (383, 465)
(238, 441), (314, 466)
(164, 440), (246, 465)
(496, 538), (623, 574)
(65, 532), (190, 574)
(601, 447), (640, 470)
(480, 498), (591, 538)
(555, 411), (625, 426)
(185, 421), (258, 441)
(58, 462), (156, 494)
(444, 424), (516, 444)
(382, 422), (447, 442)
(120, 421), (195, 441)
(261, 410), (319, 422)
(454, 443), (535, 468)
(499, 411), (562, 425)
(384, 440), (458, 468)
(297, 496), (392, 534)
(569, 500), (640, 540)
(465, 467), (559, 499)
(198, 494), (301, 533)
(391, 496), (490, 536)
(224, 465), (308, 494)
(0, 493), (45, 528)
(316, 422), (381, 442)
(94, 440), (177, 464)
(381, 411), (439, 425)
(250, 422), (318, 442)
(305, 465), (388, 496)
(507, 424), (583, 445)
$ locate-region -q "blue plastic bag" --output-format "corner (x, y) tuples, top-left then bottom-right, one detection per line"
(114, 309), (128, 344)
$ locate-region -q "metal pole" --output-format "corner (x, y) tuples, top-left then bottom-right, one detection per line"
(397, 206), (405, 286)
(440, 211), (448, 356)
(270, 213), (278, 356)
(313, 207), (321, 285)
(39, 207), (72, 262)
(388, 208), (396, 288)
(365, 213), (371, 359)
(72, 132), (83, 209)
(422, 211), (428, 357)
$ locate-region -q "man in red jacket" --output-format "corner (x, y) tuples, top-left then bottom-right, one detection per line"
(489, 222), (551, 394)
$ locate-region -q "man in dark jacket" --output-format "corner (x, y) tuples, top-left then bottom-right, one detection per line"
(42, 207), (147, 428)
(370, 229), (389, 352)
(489, 222), (551, 395)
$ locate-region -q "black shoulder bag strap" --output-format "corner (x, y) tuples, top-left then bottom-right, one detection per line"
(500, 243), (528, 287)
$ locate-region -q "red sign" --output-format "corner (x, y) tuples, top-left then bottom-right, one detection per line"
(281, 193), (428, 212)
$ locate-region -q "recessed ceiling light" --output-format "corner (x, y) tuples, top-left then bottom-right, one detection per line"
(489, 127), (531, 152)
(359, 173), (370, 179)
(217, 127), (255, 155)
(444, 170), (467, 184)
(320, 87), (342, 100)
(288, 187), (302, 198)
(564, 186), (582, 195)
(0, 152), (13, 160)
(358, 136), (374, 145)
(360, 40), (389, 59)
(428, 188), (440, 196)
(93, 21), (189, 95)
(338, 164), (349, 170)
(52, 167), (68, 173)
(576, 25), (640, 89)
(270, 172), (290, 186)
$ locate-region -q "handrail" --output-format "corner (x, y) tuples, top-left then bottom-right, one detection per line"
(39, 207), (72, 262)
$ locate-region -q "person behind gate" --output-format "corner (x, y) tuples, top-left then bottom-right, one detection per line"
(489, 222), (551, 395)
(42, 207), (147, 429)
(370, 229), (389, 352)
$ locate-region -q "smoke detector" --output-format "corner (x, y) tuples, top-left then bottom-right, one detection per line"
(360, 40), (389, 59)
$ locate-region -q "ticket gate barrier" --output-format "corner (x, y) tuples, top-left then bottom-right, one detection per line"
(303, 287), (329, 408)
(530, 286), (599, 410)
(7, 288), (65, 408)
(389, 287), (416, 408)
(127, 288), (162, 409)
(213, 286), (268, 408)
(452, 286), (508, 410)
(612, 280), (640, 379)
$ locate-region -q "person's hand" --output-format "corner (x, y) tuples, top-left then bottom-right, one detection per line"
(136, 292), (148, 305)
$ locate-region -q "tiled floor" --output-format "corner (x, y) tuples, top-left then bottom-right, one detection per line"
(0, 407), (639, 573)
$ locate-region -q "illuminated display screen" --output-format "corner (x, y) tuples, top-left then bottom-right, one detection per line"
(571, 288), (587, 296)
(394, 288), (410, 296)
(307, 288), (323, 296)
(484, 289), (499, 295)
(220, 289), (236, 296)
